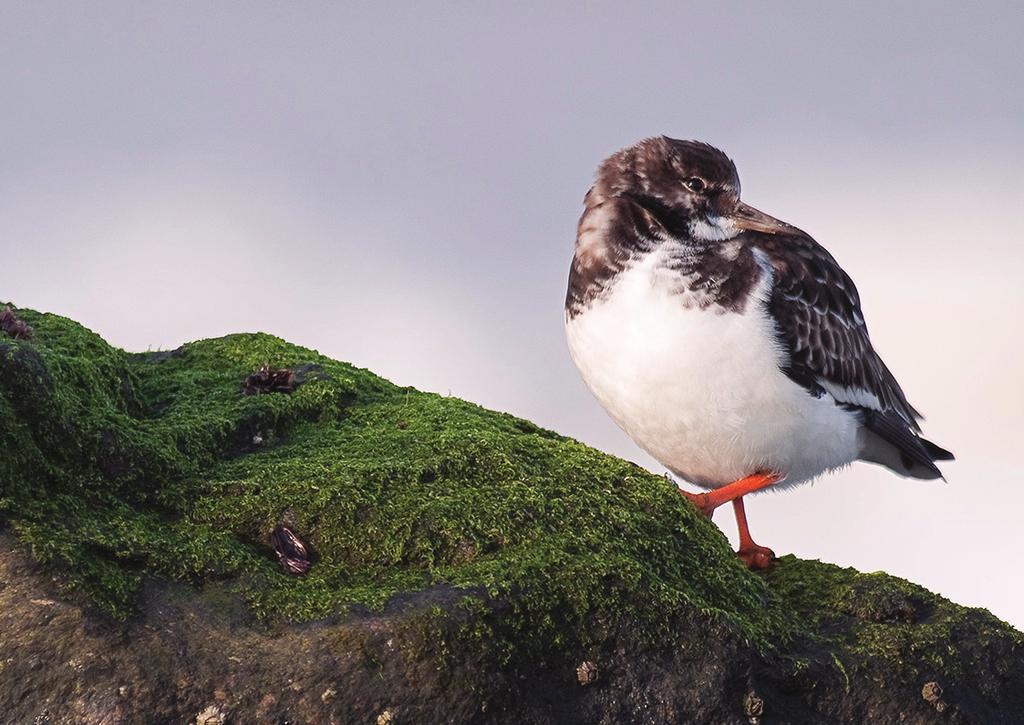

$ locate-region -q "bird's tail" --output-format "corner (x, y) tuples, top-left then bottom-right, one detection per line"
(858, 411), (954, 481)
(920, 438), (955, 461)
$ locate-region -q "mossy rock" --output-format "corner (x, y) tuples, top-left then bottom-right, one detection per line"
(1, 303), (1021, 724)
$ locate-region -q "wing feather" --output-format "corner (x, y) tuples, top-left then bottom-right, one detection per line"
(753, 230), (921, 428)
(750, 229), (953, 476)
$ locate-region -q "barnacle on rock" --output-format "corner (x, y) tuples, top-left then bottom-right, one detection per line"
(576, 661), (599, 686)
(194, 704), (228, 725)
(744, 691), (765, 723)
(922, 681), (947, 712)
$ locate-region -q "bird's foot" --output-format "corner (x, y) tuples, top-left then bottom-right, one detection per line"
(737, 544), (776, 570)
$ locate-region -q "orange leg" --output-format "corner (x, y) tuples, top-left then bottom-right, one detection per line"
(678, 472), (781, 569)
(678, 472), (781, 518)
(732, 497), (775, 569)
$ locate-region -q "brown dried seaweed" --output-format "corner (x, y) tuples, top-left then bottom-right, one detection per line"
(270, 524), (312, 576)
(0, 305), (32, 340)
(242, 364), (296, 395)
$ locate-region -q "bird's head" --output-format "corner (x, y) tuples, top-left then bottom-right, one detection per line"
(592, 136), (790, 242)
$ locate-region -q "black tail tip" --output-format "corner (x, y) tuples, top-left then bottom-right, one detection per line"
(921, 438), (955, 461)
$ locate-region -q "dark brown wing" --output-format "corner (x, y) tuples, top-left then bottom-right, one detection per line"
(750, 229), (952, 474)
(753, 230), (920, 425)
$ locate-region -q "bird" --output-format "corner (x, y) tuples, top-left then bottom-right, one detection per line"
(564, 136), (953, 568)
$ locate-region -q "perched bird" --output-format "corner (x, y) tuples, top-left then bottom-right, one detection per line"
(565, 137), (953, 568)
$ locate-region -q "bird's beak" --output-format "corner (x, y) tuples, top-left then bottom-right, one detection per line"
(730, 202), (792, 235)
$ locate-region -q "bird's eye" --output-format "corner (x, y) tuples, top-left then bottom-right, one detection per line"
(683, 177), (706, 193)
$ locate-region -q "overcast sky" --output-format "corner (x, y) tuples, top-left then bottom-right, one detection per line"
(2, 2), (1022, 626)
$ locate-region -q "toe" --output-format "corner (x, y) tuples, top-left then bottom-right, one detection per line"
(678, 489), (714, 518)
(737, 546), (776, 570)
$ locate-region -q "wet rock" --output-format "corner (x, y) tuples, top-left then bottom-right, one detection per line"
(2, 306), (1023, 725)
(257, 694), (276, 715)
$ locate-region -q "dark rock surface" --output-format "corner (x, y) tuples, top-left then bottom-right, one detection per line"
(1, 304), (1021, 724)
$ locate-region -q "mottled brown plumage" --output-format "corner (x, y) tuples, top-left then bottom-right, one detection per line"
(565, 136), (954, 568)
(754, 231), (919, 424)
(567, 137), (749, 316)
(566, 135), (952, 486)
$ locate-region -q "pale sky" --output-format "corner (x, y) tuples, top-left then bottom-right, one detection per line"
(2, 3), (1022, 626)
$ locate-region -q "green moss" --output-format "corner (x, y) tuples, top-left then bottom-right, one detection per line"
(3, 304), (1020, 677)
(0, 304), (794, 656)
(766, 556), (1023, 691)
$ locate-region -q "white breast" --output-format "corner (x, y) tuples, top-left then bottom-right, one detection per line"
(565, 248), (861, 489)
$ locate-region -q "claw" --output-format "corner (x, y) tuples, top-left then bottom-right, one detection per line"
(737, 544), (776, 570)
